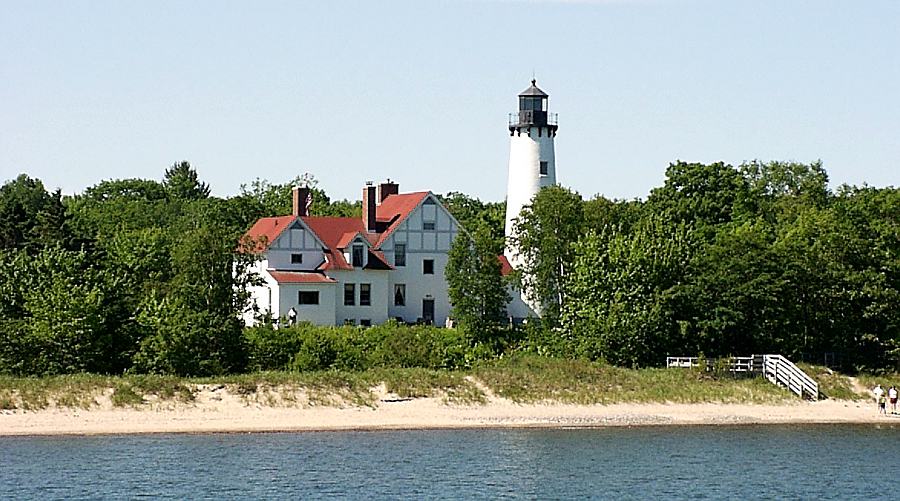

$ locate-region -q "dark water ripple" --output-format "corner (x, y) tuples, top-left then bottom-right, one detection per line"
(2, 425), (899, 500)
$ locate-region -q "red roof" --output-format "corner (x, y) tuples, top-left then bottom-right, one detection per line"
(302, 217), (367, 270)
(374, 192), (430, 246)
(301, 216), (393, 271)
(242, 215), (296, 252)
(336, 231), (365, 250)
(241, 190), (428, 271)
(267, 270), (336, 284)
(498, 255), (514, 276)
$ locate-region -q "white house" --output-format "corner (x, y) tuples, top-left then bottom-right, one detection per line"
(242, 180), (465, 326)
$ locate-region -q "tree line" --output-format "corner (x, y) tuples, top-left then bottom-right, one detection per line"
(1, 160), (897, 376)
(449, 160), (899, 372)
(0, 163), (360, 376)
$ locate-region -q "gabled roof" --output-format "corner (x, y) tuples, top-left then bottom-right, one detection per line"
(374, 191), (430, 247)
(267, 270), (337, 284)
(241, 189), (430, 271)
(302, 216), (391, 271)
(242, 215), (296, 252)
(336, 231), (369, 250)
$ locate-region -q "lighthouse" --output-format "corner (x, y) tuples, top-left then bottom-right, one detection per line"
(504, 79), (558, 266)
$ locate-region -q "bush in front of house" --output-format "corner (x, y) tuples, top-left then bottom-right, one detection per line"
(245, 320), (508, 373)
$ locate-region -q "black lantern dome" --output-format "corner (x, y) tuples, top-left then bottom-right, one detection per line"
(509, 79), (558, 133)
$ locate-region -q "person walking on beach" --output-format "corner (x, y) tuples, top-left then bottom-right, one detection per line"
(873, 384), (885, 414)
(889, 386), (898, 415)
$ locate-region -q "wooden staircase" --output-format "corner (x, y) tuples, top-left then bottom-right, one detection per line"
(666, 354), (819, 400)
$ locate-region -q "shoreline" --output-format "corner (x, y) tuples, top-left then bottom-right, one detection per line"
(3, 396), (897, 437)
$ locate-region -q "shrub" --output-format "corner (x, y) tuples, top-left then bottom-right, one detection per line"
(133, 300), (247, 377)
(366, 323), (470, 370)
(245, 323), (306, 371)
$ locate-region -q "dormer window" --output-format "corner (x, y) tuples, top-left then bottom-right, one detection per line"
(291, 253), (303, 264)
(352, 244), (365, 267)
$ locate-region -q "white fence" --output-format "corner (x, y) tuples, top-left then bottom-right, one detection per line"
(665, 356), (754, 373)
(666, 354), (818, 400)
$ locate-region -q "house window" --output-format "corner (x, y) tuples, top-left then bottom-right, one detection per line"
(344, 283), (355, 306)
(540, 161), (548, 176)
(394, 284), (406, 306)
(360, 283), (371, 306)
(423, 198), (435, 205)
(352, 244), (364, 267)
(291, 253), (303, 264)
(394, 243), (406, 267)
(423, 221), (435, 230)
(423, 259), (434, 275)
(298, 291), (319, 305)
(359, 319), (371, 327)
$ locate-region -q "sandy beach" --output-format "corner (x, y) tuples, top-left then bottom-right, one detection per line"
(1, 384), (895, 436)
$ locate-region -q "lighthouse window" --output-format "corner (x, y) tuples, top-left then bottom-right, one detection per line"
(540, 161), (548, 176)
(520, 97), (544, 111)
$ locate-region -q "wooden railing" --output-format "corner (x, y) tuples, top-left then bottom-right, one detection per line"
(666, 354), (819, 400)
(665, 356), (754, 373)
(761, 354), (819, 400)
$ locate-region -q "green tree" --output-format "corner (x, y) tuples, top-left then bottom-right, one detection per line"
(647, 161), (750, 229)
(440, 192), (506, 254)
(132, 295), (246, 376)
(67, 178), (179, 239)
(131, 224), (254, 375)
(163, 161), (210, 200)
(681, 219), (788, 357)
(583, 195), (644, 236)
(0, 247), (124, 375)
(446, 222), (510, 341)
(511, 185), (585, 327)
(562, 215), (694, 366)
(0, 174), (73, 252)
(740, 160), (830, 223)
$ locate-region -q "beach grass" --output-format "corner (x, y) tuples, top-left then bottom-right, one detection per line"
(0, 357), (883, 411)
(471, 355), (794, 405)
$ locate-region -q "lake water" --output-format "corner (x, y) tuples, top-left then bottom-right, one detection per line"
(2, 425), (899, 500)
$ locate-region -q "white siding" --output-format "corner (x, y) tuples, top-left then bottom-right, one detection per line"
(278, 283), (337, 326)
(382, 198), (461, 325)
(331, 269), (390, 325)
(505, 127), (556, 270)
(242, 191), (476, 327)
(267, 223), (325, 270)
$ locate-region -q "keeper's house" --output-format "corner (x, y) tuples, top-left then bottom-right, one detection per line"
(242, 180), (462, 327)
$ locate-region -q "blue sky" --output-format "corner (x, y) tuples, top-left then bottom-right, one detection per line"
(2, 0), (898, 202)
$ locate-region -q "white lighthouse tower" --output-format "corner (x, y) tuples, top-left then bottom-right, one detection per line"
(504, 79), (558, 267)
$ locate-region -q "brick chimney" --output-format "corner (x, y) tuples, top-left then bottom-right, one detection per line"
(292, 186), (310, 217)
(377, 179), (399, 204)
(362, 183), (377, 232)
